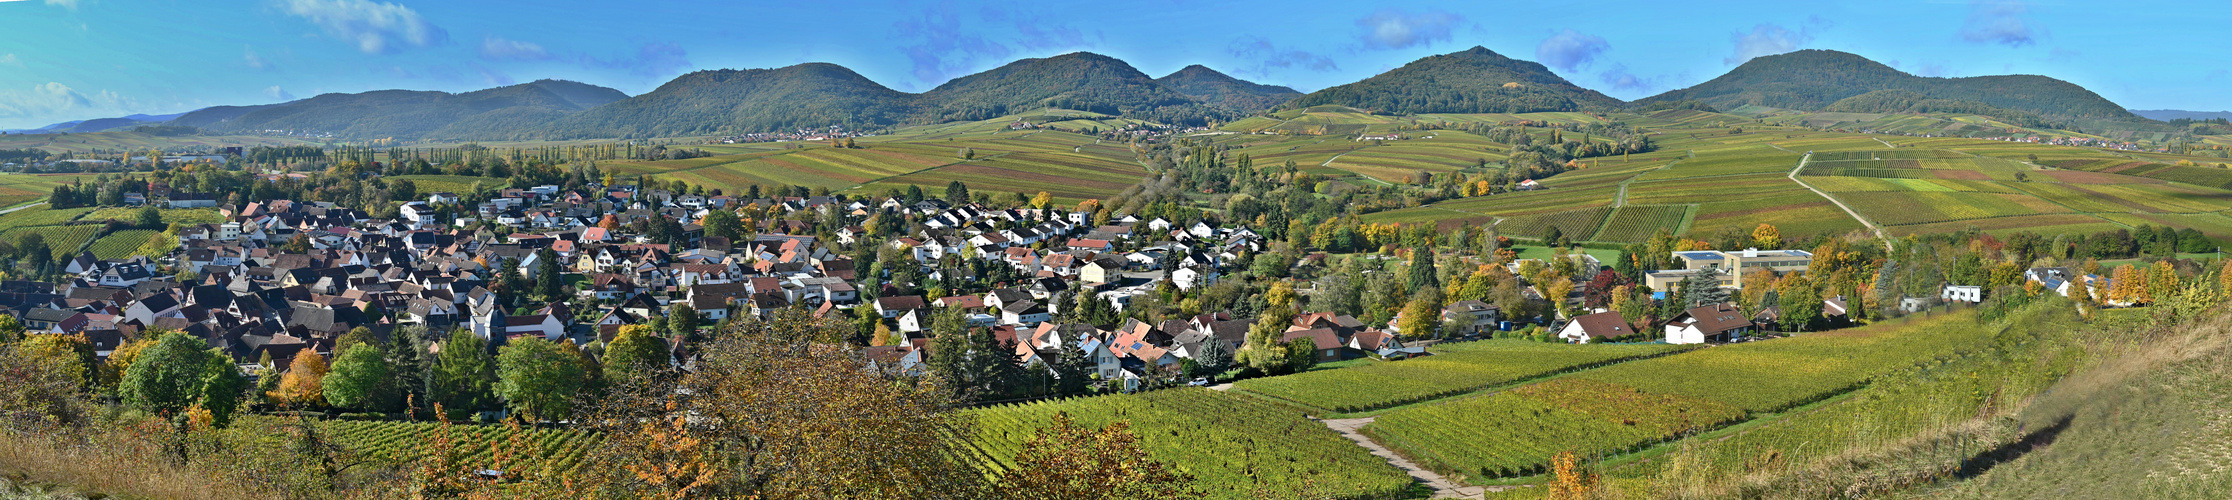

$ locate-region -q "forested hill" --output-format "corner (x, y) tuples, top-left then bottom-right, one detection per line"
(1278, 46), (1626, 114)
(170, 79), (629, 141)
(917, 52), (1228, 125)
(1154, 65), (1302, 113)
(1639, 49), (2138, 120)
(534, 63), (919, 139)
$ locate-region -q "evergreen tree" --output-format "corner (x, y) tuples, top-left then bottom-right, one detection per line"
(534, 248), (564, 300)
(431, 329), (496, 414)
(1192, 336), (1232, 377)
(945, 181), (971, 205)
(390, 324), (430, 412)
(1681, 266), (1730, 308)
(1050, 330), (1093, 395)
(1407, 247), (1440, 291)
(926, 308), (976, 400)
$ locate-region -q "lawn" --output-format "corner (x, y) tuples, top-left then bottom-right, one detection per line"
(1232, 340), (1688, 414)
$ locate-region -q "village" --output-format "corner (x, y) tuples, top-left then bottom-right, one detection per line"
(0, 162), (2120, 415)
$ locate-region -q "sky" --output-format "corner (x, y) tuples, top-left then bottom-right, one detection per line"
(0, 0), (2224, 129)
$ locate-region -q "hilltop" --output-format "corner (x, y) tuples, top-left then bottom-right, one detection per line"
(172, 79), (629, 141)
(534, 63), (918, 139)
(1640, 49), (2137, 120)
(1154, 65), (1301, 113)
(917, 52), (1223, 124)
(1279, 46), (1625, 114)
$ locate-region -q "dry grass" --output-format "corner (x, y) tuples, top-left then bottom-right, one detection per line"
(0, 431), (244, 500)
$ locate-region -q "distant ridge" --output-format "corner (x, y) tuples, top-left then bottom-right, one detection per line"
(1154, 65), (1301, 113)
(2131, 109), (2232, 121)
(1279, 46), (1624, 114)
(170, 79), (629, 141)
(1640, 49), (2137, 120)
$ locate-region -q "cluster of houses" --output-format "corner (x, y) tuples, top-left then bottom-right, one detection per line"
(6, 180), (1342, 391)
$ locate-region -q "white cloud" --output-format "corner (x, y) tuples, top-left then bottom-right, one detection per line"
(1961, 0), (2040, 47)
(479, 35), (550, 61)
(43, 0), (80, 10)
(1354, 9), (1462, 50)
(0, 82), (136, 129)
(244, 45), (269, 69)
(265, 86), (296, 101)
(1227, 36), (1338, 79)
(1535, 30), (1609, 73)
(0, 54), (18, 67)
(1725, 24), (1815, 65)
(276, 0), (447, 54)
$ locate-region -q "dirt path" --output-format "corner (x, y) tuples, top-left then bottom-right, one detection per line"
(1873, 137), (1898, 149)
(0, 201), (45, 215)
(1319, 417), (1489, 499)
(1787, 153), (1893, 251)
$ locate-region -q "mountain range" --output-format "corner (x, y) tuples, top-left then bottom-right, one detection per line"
(21, 47), (2162, 141)
(2132, 110), (2232, 121)
(1638, 49), (2135, 120)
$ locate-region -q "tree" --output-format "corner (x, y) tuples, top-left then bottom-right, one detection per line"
(1192, 336), (1232, 378)
(701, 209), (742, 241)
(1407, 247), (1440, 291)
(15, 333), (94, 391)
(2107, 264), (2145, 304)
(603, 324), (672, 383)
(323, 343), (395, 412)
(495, 336), (587, 422)
(534, 248), (564, 300)
(390, 324), (431, 413)
(1002, 413), (1201, 500)
(134, 206), (163, 229)
(271, 352), (329, 407)
(1397, 297), (1441, 340)
(566, 309), (997, 498)
(431, 329), (496, 414)
(120, 332), (245, 425)
(1752, 223), (1782, 249)
(0, 314), (21, 343)
(1778, 274), (1821, 332)
(945, 181), (971, 205)
(334, 326), (380, 356)
(1680, 266), (1730, 308)
(2147, 260), (2181, 305)
(1030, 191), (1054, 210)
(1238, 289), (1298, 374)
(281, 233), (312, 253)
(1284, 337), (1319, 373)
(598, 213), (621, 232)
(668, 303), (701, 342)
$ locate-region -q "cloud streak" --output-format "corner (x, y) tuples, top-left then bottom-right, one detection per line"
(583, 42), (690, 80)
(265, 85), (296, 101)
(1724, 19), (1829, 65)
(0, 82), (135, 128)
(1961, 0), (2040, 47)
(276, 0), (448, 54)
(1535, 30), (1608, 73)
(1354, 9), (1462, 50)
(1227, 36), (1337, 79)
(480, 35), (552, 61)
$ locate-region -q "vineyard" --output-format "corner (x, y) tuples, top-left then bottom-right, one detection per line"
(1232, 341), (1688, 414)
(87, 229), (158, 259)
(1365, 311), (1990, 481)
(2, 224), (105, 261)
(1593, 205), (1691, 243)
(969, 388), (1414, 499)
(1500, 207), (1612, 241)
(316, 419), (604, 474)
(83, 207), (225, 226)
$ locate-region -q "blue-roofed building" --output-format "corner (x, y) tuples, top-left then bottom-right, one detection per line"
(1656, 248), (1814, 290)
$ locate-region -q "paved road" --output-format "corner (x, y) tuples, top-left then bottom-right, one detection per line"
(1787, 153), (1893, 251)
(0, 201), (45, 215)
(1319, 417), (1488, 499)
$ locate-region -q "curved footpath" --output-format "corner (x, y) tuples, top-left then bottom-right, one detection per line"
(1787, 153), (1893, 251)
(1318, 417), (1491, 499)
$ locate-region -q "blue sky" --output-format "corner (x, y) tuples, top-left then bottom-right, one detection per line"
(0, 0), (2223, 129)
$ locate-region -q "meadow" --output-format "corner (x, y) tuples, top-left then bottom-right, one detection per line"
(1231, 340), (1688, 414)
(1363, 311), (1990, 482)
(970, 388), (1414, 500)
